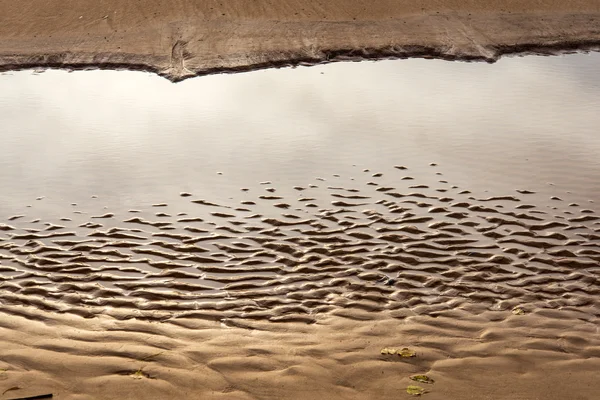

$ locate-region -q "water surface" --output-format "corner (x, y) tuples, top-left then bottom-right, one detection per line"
(1, 53), (599, 216)
(0, 54), (599, 324)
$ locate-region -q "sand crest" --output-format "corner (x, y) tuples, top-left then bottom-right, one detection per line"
(1, 1), (600, 80)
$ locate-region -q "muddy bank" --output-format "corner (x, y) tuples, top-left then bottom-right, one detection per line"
(1, 1), (600, 80)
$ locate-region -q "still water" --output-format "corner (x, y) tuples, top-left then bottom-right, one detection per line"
(1, 52), (600, 400)
(1, 52), (599, 333)
(0, 53), (599, 216)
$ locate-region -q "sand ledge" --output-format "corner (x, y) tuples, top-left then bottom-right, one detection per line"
(2, 40), (600, 82)
(1, 6), (600, 80)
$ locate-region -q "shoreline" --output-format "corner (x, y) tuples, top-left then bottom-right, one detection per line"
(1, 4), (600, 398)
(2, 40), (600, 83)
(1, 4), (600, 80)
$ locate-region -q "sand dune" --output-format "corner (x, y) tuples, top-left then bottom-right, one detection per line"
(1, 1), (600, 80)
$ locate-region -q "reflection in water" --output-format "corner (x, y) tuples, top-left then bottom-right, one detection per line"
(1, 54), (600, 400)
(0, 53), (599, 216)
(0, 53), (599, 343)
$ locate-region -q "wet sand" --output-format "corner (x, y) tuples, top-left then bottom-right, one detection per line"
(1, 161), (599, 399)
(1, 1), (600, 80)
(2, 307), (598, 399)
(1, 52), (600, 399)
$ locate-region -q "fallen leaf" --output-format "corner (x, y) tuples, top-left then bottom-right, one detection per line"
(398, 348), (417, 357)
(512, 306), (525, 315)
(406, 385), (426, 396)
(410, 375), (434, 384)
(381, 347), (416, 357)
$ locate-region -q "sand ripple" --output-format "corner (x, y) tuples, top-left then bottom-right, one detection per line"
(1, 163), (598, 326)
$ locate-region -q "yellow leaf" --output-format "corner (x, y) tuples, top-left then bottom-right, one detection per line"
(398, 347), (417, 357)
(406, 385), (426, 396)
(381, 347), (416, 357)
(512, 307), (525, 315)
(410, 375), (434, 384)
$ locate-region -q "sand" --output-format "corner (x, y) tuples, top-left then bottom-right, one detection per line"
(1, 307), (598, 400)
(1, 3), (600, 398)
(0, 1), (599, 80)
(1, 160), (599, 399)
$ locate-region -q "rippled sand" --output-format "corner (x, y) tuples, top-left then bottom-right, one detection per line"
(1, 162), (598, 399)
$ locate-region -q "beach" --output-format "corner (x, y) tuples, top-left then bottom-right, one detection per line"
(1, 3), (600, 400)
(1, 149), (599, 399)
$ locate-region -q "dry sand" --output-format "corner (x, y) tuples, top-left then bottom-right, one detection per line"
(0, 1), (600, 80)
(1, 163), (599, 399)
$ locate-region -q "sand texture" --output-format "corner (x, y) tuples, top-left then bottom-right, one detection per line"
(1, 1), (600, 80)
(1, 163), (599, 399)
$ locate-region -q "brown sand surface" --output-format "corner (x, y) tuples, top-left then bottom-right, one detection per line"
(1, 1), (600, 80)
(1, 159), (599, 399)
(1, 307), (599, 400)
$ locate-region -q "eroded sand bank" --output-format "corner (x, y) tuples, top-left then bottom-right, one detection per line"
(1, 1), (600, 80)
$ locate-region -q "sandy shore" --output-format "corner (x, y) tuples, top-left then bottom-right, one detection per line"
(1, 5), (600, 398)
(1, 306), (598, 400)
(1, 1), (600, 80)
(1, 158), (599, 399)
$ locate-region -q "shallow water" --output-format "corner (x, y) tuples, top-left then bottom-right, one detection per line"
(1, 55), (600, 400)
(0, 54), (599, 324)
(1, 53), (600, 212)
